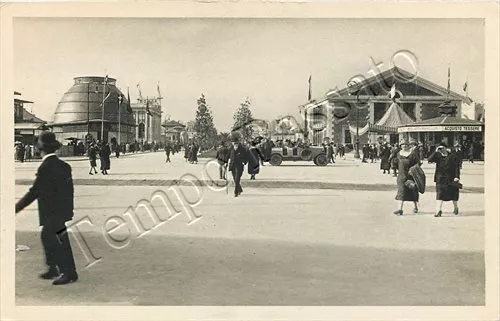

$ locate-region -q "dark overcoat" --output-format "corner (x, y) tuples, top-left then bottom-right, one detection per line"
(99, 144), (111, 170)
(16, 155), (74, 226)
(380, 145), (391, 170)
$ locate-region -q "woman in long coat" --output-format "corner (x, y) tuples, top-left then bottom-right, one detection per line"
(393, 140), (420, 215)
(248, 141), (263, 180)
(184, 144), (190, 162)
(99, 141), (111, 175)
(379, 143), (391, 174)
(428, 142), (461, 217)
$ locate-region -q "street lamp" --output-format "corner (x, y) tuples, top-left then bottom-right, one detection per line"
(347, 80), (361, 159)
(100, 77), (108, 142)
(118, 94), (123, 146)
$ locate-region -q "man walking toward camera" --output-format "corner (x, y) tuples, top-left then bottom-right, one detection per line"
(15, 131), (78, 285)
(228, 133), (257, 197)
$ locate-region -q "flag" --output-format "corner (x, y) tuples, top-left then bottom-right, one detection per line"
(308, 75), (312, 101)
(389, 83), (396, 99)
(463, 81), (468, 92)
(136, 83), (143, 100)
(447, 65), (451, 94)
(100, 75), (111, 107)
(146, 97), (152, 116)
(127, 87), (133, 114)
(157, 82), (162, 98)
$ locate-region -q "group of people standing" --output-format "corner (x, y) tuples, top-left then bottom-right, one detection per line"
(216, 136), (268, 183)
(217, 133), (260, 196)
(385, 139), (463, 217)
(15, 142), (33, 162)
(86, 140), (111, 175)
(184, 142), (200, 164)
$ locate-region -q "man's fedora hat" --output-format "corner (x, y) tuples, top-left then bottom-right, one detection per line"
(37, 131), (62, 152)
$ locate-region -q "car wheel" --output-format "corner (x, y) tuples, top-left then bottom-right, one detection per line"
(315, 154), (328, 166)
(300, 149), (313, 161)
(269, 154), (283, 166)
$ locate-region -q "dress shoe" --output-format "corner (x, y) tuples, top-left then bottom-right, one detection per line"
(52, 273), (78, 285)
(393, 209), (403, 216)
(413, 207), (419, 214)
(39, 267), (59, 280)
(434, 210), (442, 217)
(453, 207), (459, 215)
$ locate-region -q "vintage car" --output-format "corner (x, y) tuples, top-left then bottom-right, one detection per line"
(268, 145), (328, 166)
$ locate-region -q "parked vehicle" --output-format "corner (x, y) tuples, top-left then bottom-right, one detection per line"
(269, 146), (328, 166)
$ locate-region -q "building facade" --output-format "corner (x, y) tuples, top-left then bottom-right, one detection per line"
(131, 97), (162, 144)
(14, 92), (47, 145)
(301, 67), (470, 147)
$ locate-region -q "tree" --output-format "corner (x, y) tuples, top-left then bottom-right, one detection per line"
(232, 97), (254, 142)
(193, 94), (218, 151)
(217, 132), (230, 144)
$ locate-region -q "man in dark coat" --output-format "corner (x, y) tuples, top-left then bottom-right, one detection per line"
(165, 142), (172, 163)
(228, 134), (257, 197)
(15, 131), (78, 285)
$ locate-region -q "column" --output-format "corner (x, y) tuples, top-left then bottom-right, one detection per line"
(415, 102), (422, 121)
(326, 104), (332, 140)
(369, 101), (375, 143)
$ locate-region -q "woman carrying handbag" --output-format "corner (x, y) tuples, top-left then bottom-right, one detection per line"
(393, 139), (421, 216)
(428, 142), (462, 217)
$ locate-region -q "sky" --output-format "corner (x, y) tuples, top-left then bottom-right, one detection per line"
(14, 18), (484, 132)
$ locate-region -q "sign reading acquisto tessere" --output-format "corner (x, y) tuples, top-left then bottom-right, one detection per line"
(398, 125), (483, 133)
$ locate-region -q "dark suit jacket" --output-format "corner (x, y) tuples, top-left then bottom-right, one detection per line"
(16, 155), (74, 226)
(228, 145), (255, 172)
(428, 150), (460, 184)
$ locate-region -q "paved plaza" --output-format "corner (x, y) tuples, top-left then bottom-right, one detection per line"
(15, 152), (485, 305)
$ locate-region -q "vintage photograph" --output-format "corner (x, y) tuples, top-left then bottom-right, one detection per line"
(11, 16), (487, 307)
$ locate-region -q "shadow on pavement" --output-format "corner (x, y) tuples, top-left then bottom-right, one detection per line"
(15, 230), (484, 306)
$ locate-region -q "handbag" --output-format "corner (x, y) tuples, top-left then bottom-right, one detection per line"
(404, 179), (417, 190)
(450, 180), (463, 189)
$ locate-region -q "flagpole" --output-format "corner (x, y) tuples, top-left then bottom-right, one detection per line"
(101, 76), (107, 142)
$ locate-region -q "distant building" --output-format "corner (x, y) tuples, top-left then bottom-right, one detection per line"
(300, 67), (481, 147)
(14, 92), (47, 145)
(162, 119), (185, 143)
(49, 76), (136, 144)
(131, 97), (162, 144)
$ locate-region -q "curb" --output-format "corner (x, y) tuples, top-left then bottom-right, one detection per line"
(15, 178), (484, 193)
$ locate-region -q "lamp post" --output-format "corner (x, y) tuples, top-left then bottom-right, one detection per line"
(100, 76), (108, 142)
(118, 94), (123, 146)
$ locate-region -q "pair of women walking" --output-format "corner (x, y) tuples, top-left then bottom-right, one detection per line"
(394, 139), (461, 217)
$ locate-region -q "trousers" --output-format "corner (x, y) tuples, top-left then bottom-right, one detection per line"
(219, 163), (227, 179)
(41, 223), (77, 274)
(231, 167), (243, 195)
